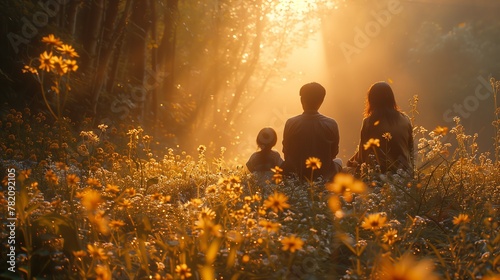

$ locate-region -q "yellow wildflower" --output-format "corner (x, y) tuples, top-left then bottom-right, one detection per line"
(305, 157), (322, 170)
(87, 244), (108, 260)
(41, 34), (62, 46)
(175, 264), (192, 279)
(228, 175), (241, 184)
(382, 132), (392, 141)
(452, 213), (470, 226)
(242, 203), (251, 213)
(64, 59), (78, 72)
(361, 213), (387, 231)
(271, 165), (283, 173)
(482, 275), (500, 280)
(105, 184), (120, 193)
(263, 192), (290, 213)
(231, 183), (243, 195)
(382, 229), (398, 245)
(39, 51), (54, 72)
(109, 219), (126, 230)
(57, 44), (79, 57)
(433, 126), (448, 136)
(50, 55), (68, 75)
(205, 184), (217, 194)
(190, 198), (203, 207)
(199, 207), (216, 221)
(259, 219), (281, 233)
(66, 174), (80, 186)
(272, 172), (283, 184)
(328, 195), (341, 212)
(281, 235), (304, 253)
(118, 199), (133, 209)
(246, 218), (257, 228)
(258, 206), (267, 216)
(230, 209), (245, 220)
(151, 193), (163, 201)
(98, 124), (108, 131)
(92, 211), (109, 235)
(379, 254), (439, 280)
(162, 195), (171, 203)
(19, 169), (31, 181)
(95, 265), (111, 280)
(55, 162), (68, 170)
(81, 189), (102, 211)
(125, 187), (136, 196)
(326, 173), (366, 203)
(197, 145), (206, 153)
(45, 169), (59, 184)
(22, 65), (38, 74)
(363, 138), (380, 150)
(86, 177), (101, 187)
(72, 250), (86, 258)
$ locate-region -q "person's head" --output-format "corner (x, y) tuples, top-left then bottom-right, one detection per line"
(364, 81), (399, 117)
(300, 82), (326, 111)
(256, 127), (277, 151)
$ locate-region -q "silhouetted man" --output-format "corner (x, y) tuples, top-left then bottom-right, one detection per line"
(282, 82), (340, 180)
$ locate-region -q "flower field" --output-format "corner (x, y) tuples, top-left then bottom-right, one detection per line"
(1, 94), (500, 280)
(2, 42), (500, 279)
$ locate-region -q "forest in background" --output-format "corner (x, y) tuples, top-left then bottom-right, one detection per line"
(1, 0), (500, 159)
(0, 0), (332, 158)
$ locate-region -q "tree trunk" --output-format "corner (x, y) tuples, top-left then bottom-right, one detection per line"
(90, 0), (134, 116)
(65, 0), (83, 37)
(83, 0), (104, 72)
(126, 0), (150, 123)
(148, 0), (158, 128)
(157, 0), (178, 105)
(105, 31), (125, 97)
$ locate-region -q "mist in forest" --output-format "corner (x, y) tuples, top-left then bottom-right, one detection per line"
(215, 0), (500, 164)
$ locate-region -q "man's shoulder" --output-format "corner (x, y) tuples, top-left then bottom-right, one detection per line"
(285, 114), (304, 124)
(318, 113), (338, 125)
(286, 113), (338, 125)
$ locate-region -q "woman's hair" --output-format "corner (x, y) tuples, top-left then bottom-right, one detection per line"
(364, 81), (401, 121)
(256, 127), (277, 151)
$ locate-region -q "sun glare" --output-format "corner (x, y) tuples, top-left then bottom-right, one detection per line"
(280, 0), (316, 13)
(268, 0), (318, 22)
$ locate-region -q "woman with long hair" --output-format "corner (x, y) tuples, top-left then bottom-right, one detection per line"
(347, 82), (413, 175)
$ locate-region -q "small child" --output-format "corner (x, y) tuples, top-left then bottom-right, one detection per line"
(246, 127), (283, 173)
